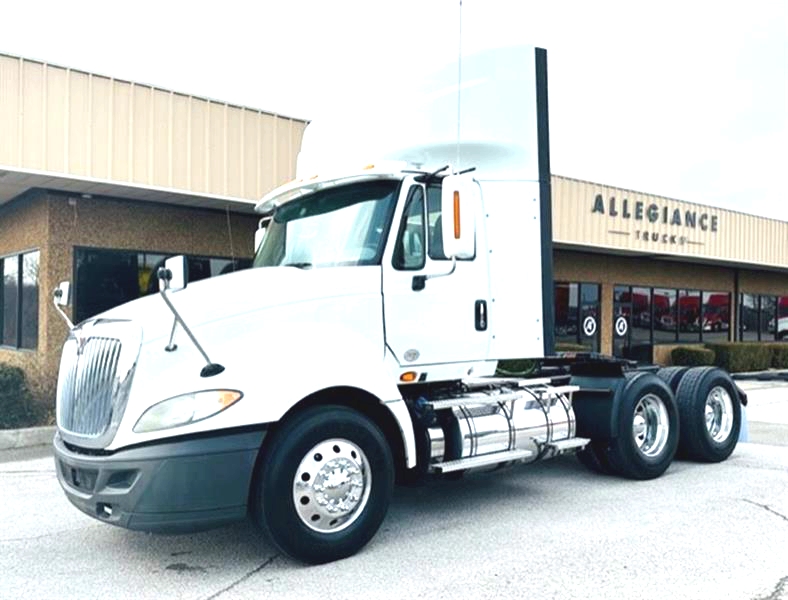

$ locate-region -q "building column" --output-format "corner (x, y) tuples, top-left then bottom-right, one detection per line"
(600, 282), (614, 356)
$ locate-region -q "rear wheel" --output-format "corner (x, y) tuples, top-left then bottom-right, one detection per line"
(656, 366), (689, 393)
(675, 367), (741, 462)
(254, 405), (394, 564)
(604, 372), (679, 480)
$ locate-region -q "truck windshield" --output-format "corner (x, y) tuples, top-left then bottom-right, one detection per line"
(253, 179), (400, 268)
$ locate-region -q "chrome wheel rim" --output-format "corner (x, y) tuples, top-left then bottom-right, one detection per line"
(292, 438), (371, 533)
(705, 386), (734, 443)
(632, 394), (670, 458)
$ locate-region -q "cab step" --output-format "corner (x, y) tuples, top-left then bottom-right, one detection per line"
(542, 437), (590, 455)
(431, 449), (534, 473)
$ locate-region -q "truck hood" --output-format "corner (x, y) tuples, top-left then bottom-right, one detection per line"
(89, 266), (382, 345)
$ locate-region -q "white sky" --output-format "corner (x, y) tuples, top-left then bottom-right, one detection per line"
(2, 0), (786, 220)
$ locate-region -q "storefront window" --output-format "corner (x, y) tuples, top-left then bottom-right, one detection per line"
(74, 248), (251, 323)
(554, 283), (577, 346)
(678, 290), (701, 342)
(778, 296), (788, 341)
(630, 286), (652, 359)
(614, 285), (733, 359)
(739, 293), (759, 341)
(2, 256), (19, 346)
(653, 288), (677, 343)
(737, 294), (788, 342)
(760, 296), (777, 341)
(613, 285), (632, 359)
(554, 282), (600, 352)
(702, 291), (730, 343)
(1, 250), (40, 349)
(20, 252), (40, 349)
(579, 283), (600, 352)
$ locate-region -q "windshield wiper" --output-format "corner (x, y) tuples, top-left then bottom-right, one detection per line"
(283, 262), (313, 269)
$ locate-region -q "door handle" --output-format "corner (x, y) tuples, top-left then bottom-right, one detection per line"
(475, 300), (488, 331)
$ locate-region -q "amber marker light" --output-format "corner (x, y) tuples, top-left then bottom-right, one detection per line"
(400, 371), (418, 383)
(453, 191), (461, 239)
(217, 390), (242, 408)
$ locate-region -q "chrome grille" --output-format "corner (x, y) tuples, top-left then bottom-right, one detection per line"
(56, 319), (141, 448)
(58, 337), (121, 436)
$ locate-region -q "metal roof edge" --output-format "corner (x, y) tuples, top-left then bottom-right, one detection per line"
(0, 50), (310, 124)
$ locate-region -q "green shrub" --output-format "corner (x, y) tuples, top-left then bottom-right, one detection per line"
(767, 343), (788, 369)
(671, 346), (715, 367)
(705, 342), (772, 373)
(0, 364), (36, 429)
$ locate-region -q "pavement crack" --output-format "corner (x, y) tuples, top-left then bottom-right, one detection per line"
(752, 575), (788, 600)
(0, 469), (54, 475)
(167, 562), (207, 573)
(743, 499), (788, 524)
(0, 524), (99, 543)
(201, 553), (279, 600)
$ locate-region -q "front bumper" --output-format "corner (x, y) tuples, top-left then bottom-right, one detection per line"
(53, 428), (266, 533)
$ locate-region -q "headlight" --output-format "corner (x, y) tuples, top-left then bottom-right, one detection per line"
(133, 390), (243, 433)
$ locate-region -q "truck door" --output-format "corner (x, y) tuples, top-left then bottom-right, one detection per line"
(381, 177), (491, 368)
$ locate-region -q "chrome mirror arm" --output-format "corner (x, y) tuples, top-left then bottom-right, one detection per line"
(53, 287), (74, 330)
(156, 267), (224, 378)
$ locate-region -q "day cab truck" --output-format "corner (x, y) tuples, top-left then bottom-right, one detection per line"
(51, 47), (745, 564)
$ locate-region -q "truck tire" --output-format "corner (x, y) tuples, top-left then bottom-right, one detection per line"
(253, 405), (394, 564)
(675, 367), (741, 462)
(604, 372), (679, 480)
(656, 366), (689, 393)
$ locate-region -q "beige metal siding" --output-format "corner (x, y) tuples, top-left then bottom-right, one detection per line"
(0, 53), (307, 200)
(0, 56), (20, 165)
(552, 175), (788, 270)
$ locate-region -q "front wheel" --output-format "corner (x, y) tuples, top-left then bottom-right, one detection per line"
(254, 405), (394, 564)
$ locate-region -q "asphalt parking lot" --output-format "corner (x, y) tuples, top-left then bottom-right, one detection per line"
(1, 380), (786, 600)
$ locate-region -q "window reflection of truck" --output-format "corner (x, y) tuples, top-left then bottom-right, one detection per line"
(678, 294), (701, 332)
(652, 293), (675, 330)
(618, 291), (649, 328)
(773, 317), (788, 339)
(702, 294), (729, 332)
(49, 47), (746, 565)
(769, 297), (788, 339)
(554, 285), (578, 336)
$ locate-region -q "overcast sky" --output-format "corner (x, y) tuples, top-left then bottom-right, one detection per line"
(2, 0), (786, 220)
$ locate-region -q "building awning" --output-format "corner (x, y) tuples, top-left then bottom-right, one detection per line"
(0, 167), (258, 214)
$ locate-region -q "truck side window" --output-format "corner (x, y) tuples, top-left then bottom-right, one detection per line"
(426, 186), (447, 260)
(392, 186), (426, 270)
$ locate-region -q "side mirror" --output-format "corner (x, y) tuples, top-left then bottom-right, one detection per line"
(53, 281), (71, 307)
(440, 174), (478, 259)
(254, 217), (271, 252)
(158, 255), (187, 293)
(53, 281), (74, 329)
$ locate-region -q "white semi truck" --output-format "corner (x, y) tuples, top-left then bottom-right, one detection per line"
(52, 47), (744, 564)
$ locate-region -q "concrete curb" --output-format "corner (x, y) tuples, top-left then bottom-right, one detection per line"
(733, 370), (788, 382)
(0, 426), (56, 451)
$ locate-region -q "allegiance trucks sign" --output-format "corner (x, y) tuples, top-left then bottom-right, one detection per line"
(591, 194), (720, 232)
(591, 193), (720, 247)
